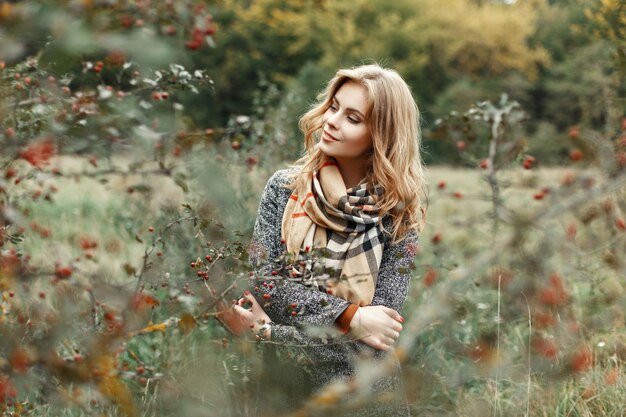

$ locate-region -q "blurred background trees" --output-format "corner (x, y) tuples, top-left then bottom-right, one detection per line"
(177, 0), (624, 165)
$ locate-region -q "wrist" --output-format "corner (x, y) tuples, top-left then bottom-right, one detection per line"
(349, 308), (361, 330)
(336, 304), (359, 334)
(255, 321), (273, 342)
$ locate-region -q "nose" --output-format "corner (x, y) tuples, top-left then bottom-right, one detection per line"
(326, 111), (340, 130)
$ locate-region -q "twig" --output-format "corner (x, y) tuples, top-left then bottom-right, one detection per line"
(134, 215), (199, 292)
(493, 273), (502, 417)
(522, 292), (532, 417)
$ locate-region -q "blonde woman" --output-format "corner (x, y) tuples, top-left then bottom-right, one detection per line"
(223, 63), (425, 416)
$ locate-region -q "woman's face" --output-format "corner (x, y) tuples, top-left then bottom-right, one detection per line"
(318, 81), (373, 162)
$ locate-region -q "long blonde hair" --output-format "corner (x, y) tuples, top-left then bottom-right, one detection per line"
(293, 63), (426, 242)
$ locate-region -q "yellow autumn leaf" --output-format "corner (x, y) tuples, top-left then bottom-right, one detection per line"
(89, 354), (138, 417)
(139, 322), (167, 334)
(99, 375), (138, 417)
(178, 313), (196, 334)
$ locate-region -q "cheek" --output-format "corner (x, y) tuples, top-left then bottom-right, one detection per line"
(350, 126), (372, 149)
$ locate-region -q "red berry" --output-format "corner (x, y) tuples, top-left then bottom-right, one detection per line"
(533, 192), (545, 200)
(569, 149), (583, 162)
(437, 180), (446, 190)
(271, 270), (278, 276)
(571, 346), (592, 372)
(185, 39), (202, 50)
(231, 141), (241, 150)
(431, 233), (442, 244)
(291, 311), (297, 317)
(205, 255), (213, 262)
(148, 226), (155, 232)
(456, 141), (466, 151)
(190, 262), (196, 268)
(523, 155), (535, 169)
(55, 266), (73, 279)
(423, 268), (437, 287)
(479, 159), (489, 169)
(290, 303), (297, 309)
(453, 191), (463, 199)
(263, 294), (271, 300)
(616, 217), (626, 232)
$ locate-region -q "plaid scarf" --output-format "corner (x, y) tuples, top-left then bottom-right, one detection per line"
(281, 157), (385, 306)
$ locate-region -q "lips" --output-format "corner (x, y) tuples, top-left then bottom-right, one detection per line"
(322, 130), (340, 142)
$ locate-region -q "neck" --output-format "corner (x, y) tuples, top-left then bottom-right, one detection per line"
(334, 157), (368, 189)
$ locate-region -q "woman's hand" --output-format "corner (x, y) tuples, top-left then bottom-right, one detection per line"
(349, 305), (403, 351)
(216, 291), (272, 339)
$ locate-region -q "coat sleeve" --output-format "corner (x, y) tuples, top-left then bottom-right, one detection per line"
(269, 232), (419, 351)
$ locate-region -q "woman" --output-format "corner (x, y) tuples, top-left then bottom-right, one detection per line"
(222, 63), (425, 416)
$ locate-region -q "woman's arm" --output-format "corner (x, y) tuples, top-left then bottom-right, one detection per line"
(246, 169), (418, 348)
(232, 292), (400, 354)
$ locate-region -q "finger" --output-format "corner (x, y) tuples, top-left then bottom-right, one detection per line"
(232, 305), (254, 321)
(381, 335), (395, 346)
(244, 291), (266, 313)
(387, 330), (400, 341)
(375, 341), (391, 351)
(243, 290), (259, 305)
(362, 336), (385, 351)
(383, 307), (403, 323)
(391, 321), (403, 333)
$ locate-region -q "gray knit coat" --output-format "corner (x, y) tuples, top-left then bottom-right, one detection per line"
(249, 168), (418, 417)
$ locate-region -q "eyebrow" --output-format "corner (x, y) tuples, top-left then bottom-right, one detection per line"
(332, 97), (366, 119)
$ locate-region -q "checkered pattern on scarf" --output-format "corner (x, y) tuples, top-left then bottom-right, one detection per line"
(281, 157), (385, 306)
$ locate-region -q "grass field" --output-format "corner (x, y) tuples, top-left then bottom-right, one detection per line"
(4, 157), (626, 416)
